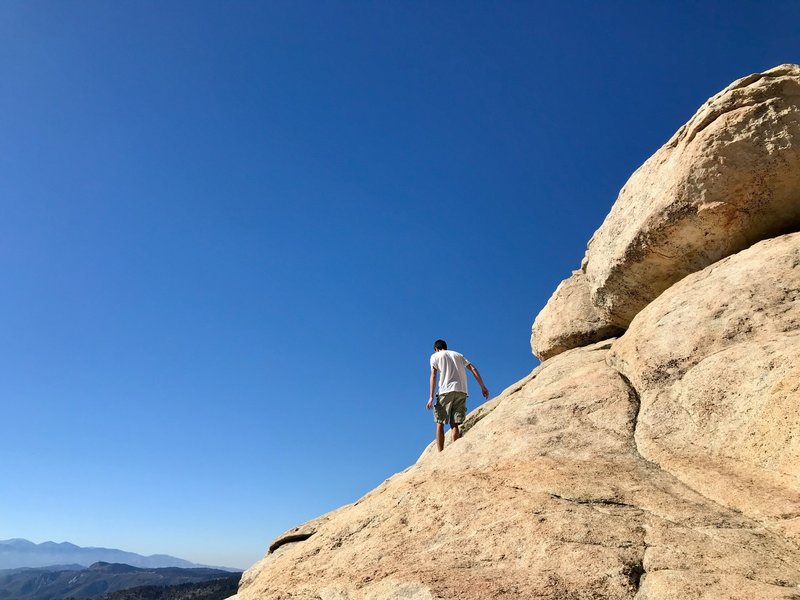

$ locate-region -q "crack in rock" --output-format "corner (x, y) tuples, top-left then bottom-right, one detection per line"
(611, 369), (645, 457)
(548, 492), (637, 509)
(625, 558), (646, 593)
(269, 532), (315, 554)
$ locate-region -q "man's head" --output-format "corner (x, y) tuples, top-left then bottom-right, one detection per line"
(433, 339), (447, 351)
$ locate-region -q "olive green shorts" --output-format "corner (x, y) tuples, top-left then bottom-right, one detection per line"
(434, 391), (467, 426)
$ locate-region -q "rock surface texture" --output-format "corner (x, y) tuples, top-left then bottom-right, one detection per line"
(532, 63), (800, 359)
(531, 270), (625, 361)
(233, 66), (800, 599)
(609, 232), (800, 540)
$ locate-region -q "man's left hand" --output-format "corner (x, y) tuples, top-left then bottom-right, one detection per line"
(426, 398), (433, 410)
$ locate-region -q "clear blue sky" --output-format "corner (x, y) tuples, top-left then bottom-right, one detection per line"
(1, 1), (797, 570)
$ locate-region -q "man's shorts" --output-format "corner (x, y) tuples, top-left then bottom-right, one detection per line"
(434, 391), (468, 426)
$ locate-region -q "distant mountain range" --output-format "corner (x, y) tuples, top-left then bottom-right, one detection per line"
(0, 539), (233, 571)
(0, 561), (240, 600)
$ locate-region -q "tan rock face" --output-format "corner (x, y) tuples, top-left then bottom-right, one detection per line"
(609, 232), (800, 532)
(530, 270), (624, 360)
(232, 339), (800, 599)
(585, 64), (800, 327)
(531, 64), (800, 360)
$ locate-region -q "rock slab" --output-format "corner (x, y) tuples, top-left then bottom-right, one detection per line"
(232, 340), (800, 598)
(609, 231), (800, 539)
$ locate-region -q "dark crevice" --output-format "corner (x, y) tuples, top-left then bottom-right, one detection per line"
(625, 560), (646, 592)
(612, 369), (649, 464)
(269, 532), (314, 554)
(548, 492), (636, 509)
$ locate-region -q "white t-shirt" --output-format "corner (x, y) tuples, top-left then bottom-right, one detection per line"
(430, 350), (471, 395)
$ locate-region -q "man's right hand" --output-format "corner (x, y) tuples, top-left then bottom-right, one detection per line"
(426, 397), (433, 410)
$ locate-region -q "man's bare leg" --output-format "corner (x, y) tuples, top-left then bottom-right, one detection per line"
(452, 425), (460, 442)
(436, 423), (445, 452)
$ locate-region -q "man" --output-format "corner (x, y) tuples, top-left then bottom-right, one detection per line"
(427, 339), (489, 452)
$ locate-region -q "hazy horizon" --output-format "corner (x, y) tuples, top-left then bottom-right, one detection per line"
(0, 537), (239, 571)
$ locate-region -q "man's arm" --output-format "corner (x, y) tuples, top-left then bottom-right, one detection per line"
(468, 364), (489, 399)
(427, 366), (437, 410)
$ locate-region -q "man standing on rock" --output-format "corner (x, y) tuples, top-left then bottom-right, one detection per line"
(427, 339), (489, 452)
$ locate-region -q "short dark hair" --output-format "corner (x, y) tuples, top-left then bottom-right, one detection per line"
(433, 339), (447, 351)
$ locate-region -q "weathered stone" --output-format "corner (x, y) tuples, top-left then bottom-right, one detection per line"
(232, 340), (800, 599)
(531, 270), (624, 360)
(584, 64), (800, 326)
(636, 572), (800, 600)
(609, 232), (800, 534)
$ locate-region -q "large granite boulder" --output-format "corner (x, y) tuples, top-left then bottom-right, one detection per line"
(608, 231), (800, 540)
(531, 64), (800, 359)
(587, 64), (800, 326)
